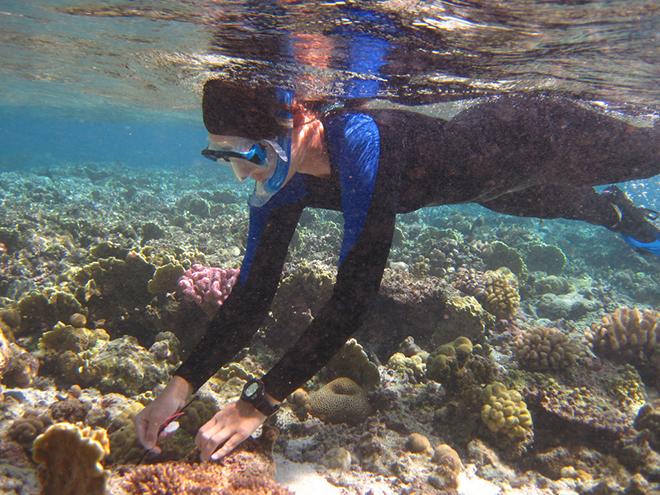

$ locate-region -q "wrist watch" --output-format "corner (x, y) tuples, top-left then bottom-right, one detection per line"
(240, 378), (281, 416)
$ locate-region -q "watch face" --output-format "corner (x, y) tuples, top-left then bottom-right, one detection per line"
(245, 382), (259, 398)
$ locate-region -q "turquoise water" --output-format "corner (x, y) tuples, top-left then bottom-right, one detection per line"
(0, 2), (658, 495)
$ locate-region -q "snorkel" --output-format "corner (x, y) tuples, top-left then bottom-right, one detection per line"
(248, 87), (294, 207)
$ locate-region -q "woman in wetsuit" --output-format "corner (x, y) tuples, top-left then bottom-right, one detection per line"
(136, 80), (659, 462)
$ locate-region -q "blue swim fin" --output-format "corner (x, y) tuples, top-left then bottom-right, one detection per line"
(621, 233), (660, 256)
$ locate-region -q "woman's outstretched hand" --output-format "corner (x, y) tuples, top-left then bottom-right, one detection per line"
(196, 400), (267, 461)
(135, 376), (193, 454)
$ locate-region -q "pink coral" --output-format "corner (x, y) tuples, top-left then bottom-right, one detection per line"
(178, 264), (239, 316)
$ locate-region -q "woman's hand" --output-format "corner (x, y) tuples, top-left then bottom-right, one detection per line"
(195, 399), (267, 461)
(135, 376), (192, 454)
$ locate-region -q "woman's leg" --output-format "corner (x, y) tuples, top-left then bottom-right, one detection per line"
(480, 184), (658, 242)
(444, 96), (659, 187)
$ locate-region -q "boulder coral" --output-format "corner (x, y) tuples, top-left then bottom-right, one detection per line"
(481, 241), (527, 280)
(523, 243), (567, 275)
(426, 336), (473, 383)
(32, 422), (110, 495)
(514, 326), (578, 371)
(480, 382), (533, 441)
(307, 377), (372, 425)
(587, 307), (659, 375)
(16, 289), (83, 336)
(147, 262), (185, 296)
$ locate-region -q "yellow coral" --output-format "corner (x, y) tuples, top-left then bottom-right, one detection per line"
(481, 382), (533, 441)
(308, 377), (371, 424)
(147, 262), (185, 295)
(483, 269), (520, 320)
(514, 327), (578, 371)
(32, 422), (110, 495)
(588, 307), (658, 372)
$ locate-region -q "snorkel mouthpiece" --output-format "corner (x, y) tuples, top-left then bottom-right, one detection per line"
(248, 88), (294, 207)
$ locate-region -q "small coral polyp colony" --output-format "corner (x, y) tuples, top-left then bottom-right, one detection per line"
(0, 165), (658, 495)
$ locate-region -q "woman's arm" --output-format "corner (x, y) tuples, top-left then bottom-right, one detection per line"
(174, 184), (306, 392)
(262, 112), (400, 401)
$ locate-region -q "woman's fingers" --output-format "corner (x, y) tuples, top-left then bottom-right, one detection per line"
(211, 433), (244, 461)
(199, 427), (233, 461)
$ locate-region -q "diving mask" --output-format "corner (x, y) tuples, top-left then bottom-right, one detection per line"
(202, 139), (286, 184)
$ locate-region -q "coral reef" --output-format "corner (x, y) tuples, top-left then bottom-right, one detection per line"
(480, 382), (533, 442)
(32, 422), (110, 495)
(306, 377), (372, 425)
(177, 264), (239, 317)
(587, 307), (659, 375)
(514, 326), (578, 371)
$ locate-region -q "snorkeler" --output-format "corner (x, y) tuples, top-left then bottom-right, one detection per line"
(135, 79), (659, 463)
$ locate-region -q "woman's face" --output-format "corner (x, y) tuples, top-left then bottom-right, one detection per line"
(208, 134), (276, 182)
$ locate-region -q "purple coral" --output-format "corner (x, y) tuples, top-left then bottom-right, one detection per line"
(178, 264), (239, 316)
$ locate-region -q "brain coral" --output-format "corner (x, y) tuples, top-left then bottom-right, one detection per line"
(481, 382), (533, 441)
(308, 377), (371, 424)
(32, 422), (110, 495)
(587, 307), (658, 374)
(514, 327), (578, 371)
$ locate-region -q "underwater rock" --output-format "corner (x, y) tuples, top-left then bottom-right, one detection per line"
(8, 412), (53, 450)
(587, 307), (659, 377)
(32, 422), (110, 495)
(307, 377), (372, 425)
(0, 324), (10, 381)
(634, 399), (660, 452)
(2, 343), (39, 387)
(322, 447), (352, 470)
(176, 194), (211, 217)
(536, 291), (600, 320)
(523, 243), (567, 275)
(325, 338), (380, 390)
(514, 326), (579, 371)
(141, 221), (165, 243)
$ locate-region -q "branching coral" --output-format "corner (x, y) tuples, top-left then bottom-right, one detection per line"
(587, 307), (658, 374)
(480, 382), (533, 441)
(32, 422), (110, 495)
(514, 327), (578, 371)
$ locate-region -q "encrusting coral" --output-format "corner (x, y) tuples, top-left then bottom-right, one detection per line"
(514, 326), (578, 371)
(480, 382), (533, 441)
(306, 377), (372, 424)
(32, 422), (110, 495)
(587, 307), (658, 375)
(325, 338), (380, 389)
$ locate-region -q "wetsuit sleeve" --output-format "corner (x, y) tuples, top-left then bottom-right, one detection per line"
(174, 198), (303, 392)
(262, 113), (399, 401)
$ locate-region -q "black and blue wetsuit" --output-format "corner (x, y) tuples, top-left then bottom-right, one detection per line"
(175, 96), (659, 401)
